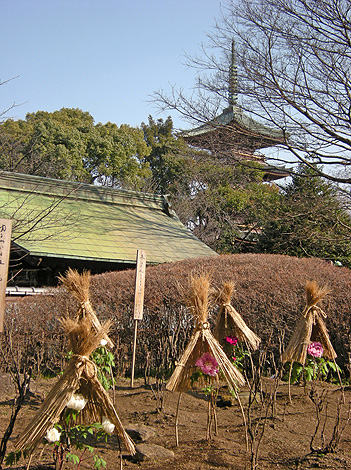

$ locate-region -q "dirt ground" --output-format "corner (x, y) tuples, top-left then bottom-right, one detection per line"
(0, 375), (350, 470)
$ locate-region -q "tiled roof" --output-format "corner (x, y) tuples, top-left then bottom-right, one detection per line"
(182, 105), (285, 148)
(0, 172), (217, 265)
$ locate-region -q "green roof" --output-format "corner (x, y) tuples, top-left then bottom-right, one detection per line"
(182, 105), (285, 149)
(0, 172), (217, 265)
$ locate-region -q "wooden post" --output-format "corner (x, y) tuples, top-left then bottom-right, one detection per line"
(0, 219), (12, 333)
(130, 250), (146, 388)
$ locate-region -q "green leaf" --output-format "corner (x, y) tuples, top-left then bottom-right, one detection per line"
(66, 453), (80, 465)
(94, 456), (107, 469)
(190, 370), (203, 386)
(5, 451), (23, 466)
(290, 362), (304, 383)
(304, 366), (314, 382)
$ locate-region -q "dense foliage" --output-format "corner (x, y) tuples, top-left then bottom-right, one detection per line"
(2, 254), (350, 381)
(0, 108), (151, 187)
(141, 115), (194, 195)
(257, 165), (351, 266)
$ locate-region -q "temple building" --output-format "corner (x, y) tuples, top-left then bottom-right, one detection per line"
(182, 41), (289, 182)
(0, 171), (217, 287)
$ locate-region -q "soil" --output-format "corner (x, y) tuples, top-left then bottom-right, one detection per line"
(1, 375), (350, 470)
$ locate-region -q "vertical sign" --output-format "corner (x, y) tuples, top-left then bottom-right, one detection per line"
(130, 249), (146, 388)
(0, 219), (12, 333)
(133, 250), (146, 320)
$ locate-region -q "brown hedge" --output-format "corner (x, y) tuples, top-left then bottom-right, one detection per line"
(2, 254), (351, 377)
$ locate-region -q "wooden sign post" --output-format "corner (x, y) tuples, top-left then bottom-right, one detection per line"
(130, 249), (146, 388)
(0, 219), (12, 333)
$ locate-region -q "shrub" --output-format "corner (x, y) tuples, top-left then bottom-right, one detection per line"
(2, 254), (351, 378)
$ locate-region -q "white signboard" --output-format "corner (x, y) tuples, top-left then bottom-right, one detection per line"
(0, 219), (12, 333)
(133, 250), (146, 320)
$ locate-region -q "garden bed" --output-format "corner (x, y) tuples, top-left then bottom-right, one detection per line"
(1, 376), (350, 470)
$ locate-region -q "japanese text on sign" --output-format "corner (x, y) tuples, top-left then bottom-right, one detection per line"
(133, 250), (146, 320)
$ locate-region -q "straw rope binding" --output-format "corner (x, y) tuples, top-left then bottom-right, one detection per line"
(213, 281), (261, 351)
(166, 274), (245, 393)
(58, 268), (114, 349)
(281, 280), (336, 365)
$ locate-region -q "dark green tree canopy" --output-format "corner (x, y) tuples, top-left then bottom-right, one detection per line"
(141, 115), (195, 195)
(0, 108), (151, 187)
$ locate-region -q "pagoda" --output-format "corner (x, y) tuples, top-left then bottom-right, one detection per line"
(182, 41), (289, 182)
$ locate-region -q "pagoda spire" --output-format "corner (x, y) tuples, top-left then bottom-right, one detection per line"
(228, 39), (238, 107)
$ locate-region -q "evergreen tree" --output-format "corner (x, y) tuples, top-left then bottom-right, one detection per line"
(257, 165), (351, 266)
(0, 108), (151, 188)
(141, 115), (194, 195)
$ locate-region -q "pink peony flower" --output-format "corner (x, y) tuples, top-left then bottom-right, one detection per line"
(225, 335), (238, 346)
(195, 353), (219, 376)
(307, 341), (324, 358)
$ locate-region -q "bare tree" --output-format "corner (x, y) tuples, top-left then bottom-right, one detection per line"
(154, 0), (351, 184)
(0, 77), (23, 122)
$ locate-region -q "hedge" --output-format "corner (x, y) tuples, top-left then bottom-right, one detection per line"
(2, 254), (350, 379)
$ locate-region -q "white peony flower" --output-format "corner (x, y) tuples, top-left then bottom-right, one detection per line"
(66, 393), (87, 411)
(100, 339), (108, 347)
(45, 427), (61, 443)
(102, 416), (115, 434)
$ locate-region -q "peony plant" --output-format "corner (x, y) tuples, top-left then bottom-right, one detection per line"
(47, 403), (108, 470)
(192, 352), (219, 439)
(223, 336), (250, 371)
(287, 341), (341, 384)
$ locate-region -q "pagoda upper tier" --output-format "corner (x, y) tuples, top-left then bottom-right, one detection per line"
(182, 103), (286, 156)
(181, 41), (288, 181)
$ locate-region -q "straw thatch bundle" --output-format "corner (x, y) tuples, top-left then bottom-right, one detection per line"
(213, 281), (261, 351)
(16, 316), (135, 455)
(281, 280), (337, 365)
(166, 274), (245, 393)
(58, 268), (113, 349)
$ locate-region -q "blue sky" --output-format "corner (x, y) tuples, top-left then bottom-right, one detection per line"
(1, 0), (223, 130)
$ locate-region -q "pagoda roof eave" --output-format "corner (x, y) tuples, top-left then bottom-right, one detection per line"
(262, 164), (290, 181)
(182, 105), (285, 147)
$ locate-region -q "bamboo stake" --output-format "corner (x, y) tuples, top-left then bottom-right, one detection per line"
(175, 392), (182, 447)
(234, 389), (249, 452)
(130, 319), (138, 388)
(26, 453), (33, 470)
(213, 390), (218, 436)
(206, 395), (212, 440)
(288, 361), (293, 404)
(110, 363), (116, 405)
(333, 358), (345, 403)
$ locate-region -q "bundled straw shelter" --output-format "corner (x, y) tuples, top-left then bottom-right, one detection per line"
(16, 316), (135, 455)
(58, 268), (113, 349)
(166, 274), (245, 393)
(16, 271), (135, 456)
(213, 281), (261, 351)
(281, 280), (337, 366)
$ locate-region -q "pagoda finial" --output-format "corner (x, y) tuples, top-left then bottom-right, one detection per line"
(229, 39), (238, 106)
